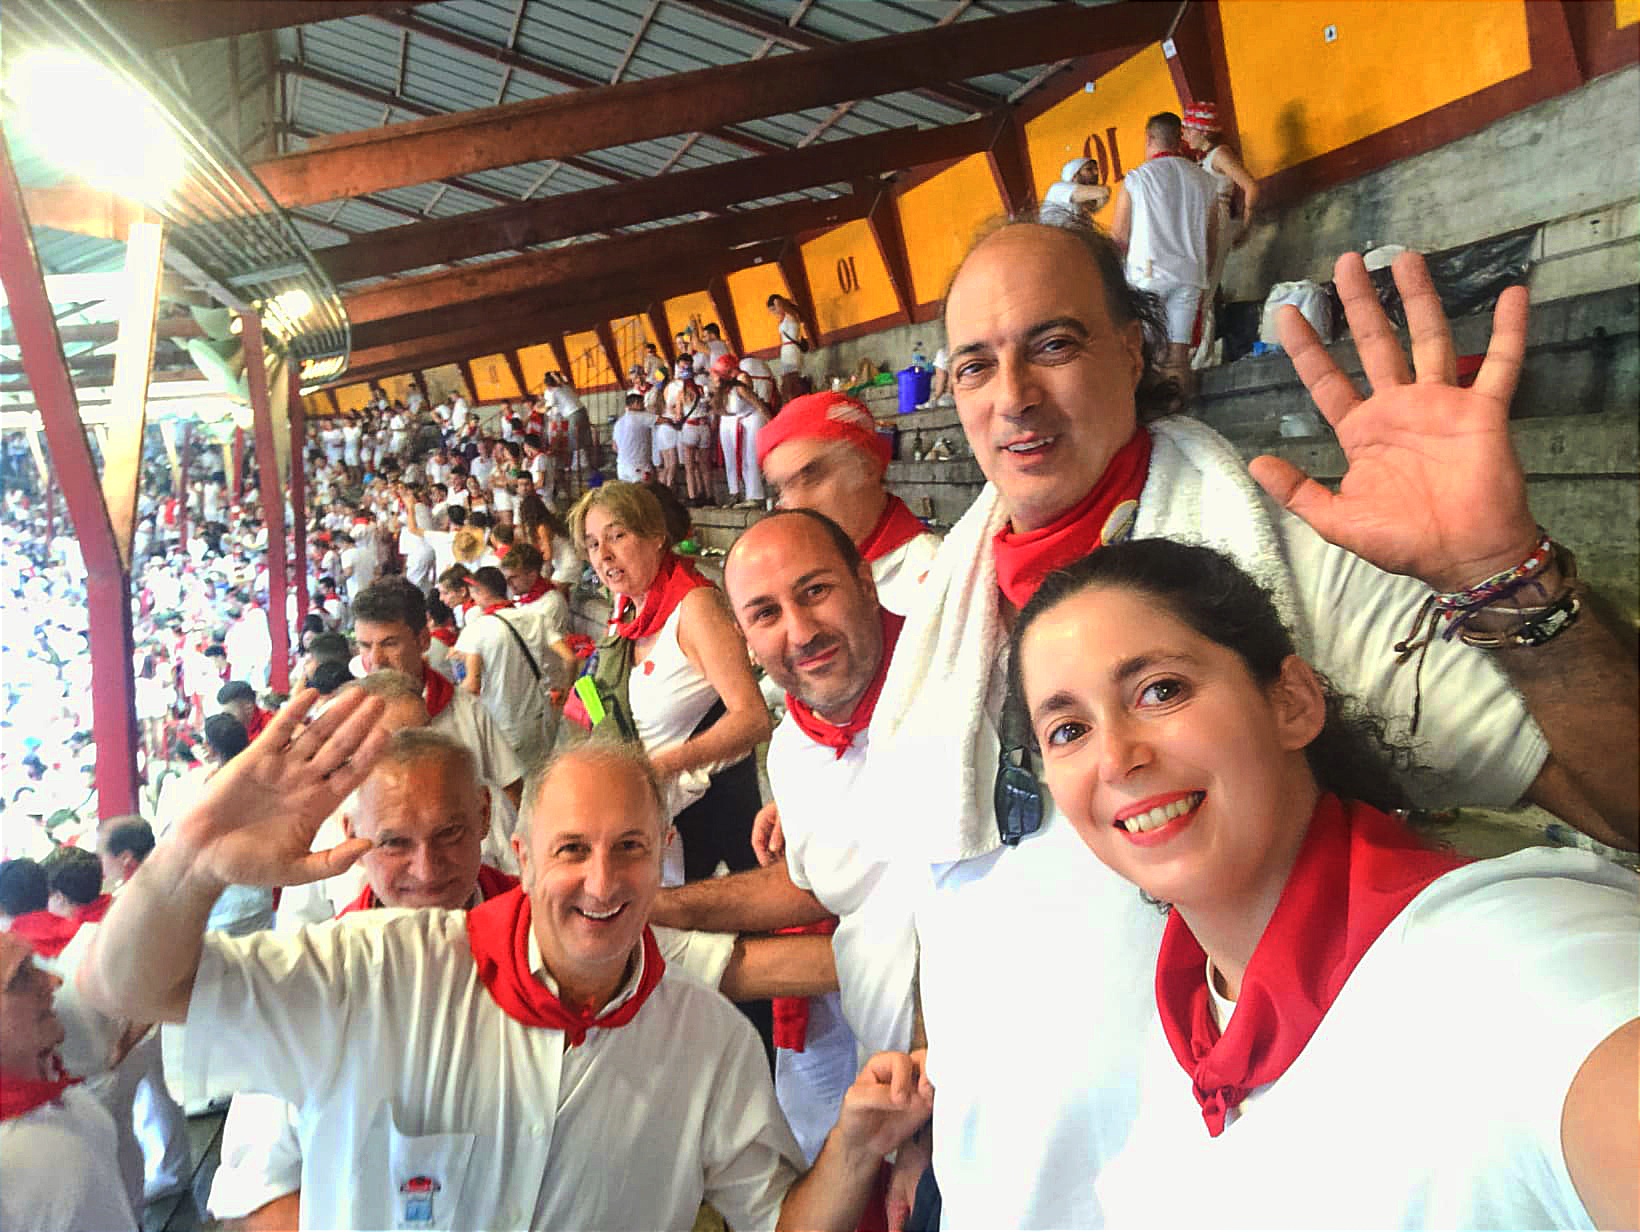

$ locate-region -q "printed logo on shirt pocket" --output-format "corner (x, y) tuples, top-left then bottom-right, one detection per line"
(400, 1176), (441, 1226)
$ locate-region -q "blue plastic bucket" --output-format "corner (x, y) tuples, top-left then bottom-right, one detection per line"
(897, 367), (933, 414)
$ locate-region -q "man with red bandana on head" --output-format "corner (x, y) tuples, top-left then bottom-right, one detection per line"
(757, 392), (941, 618)
(863, 213), (1637, 1229)
(79, 692), (934, 1232)
(0, 929), (138, 1231)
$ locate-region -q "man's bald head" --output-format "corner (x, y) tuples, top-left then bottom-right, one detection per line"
(724, 510), (883, 721)
(522, 742), (667, 841)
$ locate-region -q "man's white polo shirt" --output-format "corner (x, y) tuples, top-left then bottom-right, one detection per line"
(185, 912), (802, 1230)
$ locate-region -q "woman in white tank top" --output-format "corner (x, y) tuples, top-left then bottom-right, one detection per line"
(1183, 101), (1261, 369)
(767, 293), (811, 402)
(571, 482), (772, 885)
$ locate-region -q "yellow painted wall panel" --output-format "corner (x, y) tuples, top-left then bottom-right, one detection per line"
(606, 313), (655, 376)
(1221, 1), (1532, 177)
(470, 352), (522, 403)
(663, 291), (719, 345)
(562, 330), (616, 390)
(1023, 44), (1179, 228)
(800, 219), (898, 335)
(727, 263), (790, 354)
(1617, 0), (1639, 27)
(422, 363), (468, 403)
(515, 343), (559, 391)
(333, 382), (373, 412)
(378, 373), (416, 406)
(898, 153), (1007, 306)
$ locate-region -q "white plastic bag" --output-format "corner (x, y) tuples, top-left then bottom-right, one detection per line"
(1259, 280), (1334, 348)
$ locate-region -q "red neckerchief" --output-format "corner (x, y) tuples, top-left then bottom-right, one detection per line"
(245, 708), (272, 741)
(0, 1058), (80, 1122)
(772, 916), (839, 1051)
(784, 609), (905, 760)
(335, 864), (518, 917)
(1156, 794), (1467, 1136)
(515, 578), (551, 606)
(481, 601), (513, 616)
(430, 627), (458, 647)
(73, 895), (113, 925)
(8, 910), (81, 959)
(465, 886), (665, 1046)
(856, 496), (927, 564)
(1149, 149), (1187, 161)
(422, 663), (455, 719)
(992, 430), (1151, 609)
(611, 552), (712, 642)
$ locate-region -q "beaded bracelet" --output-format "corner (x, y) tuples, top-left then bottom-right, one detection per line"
(1432, 532), (1557, 613)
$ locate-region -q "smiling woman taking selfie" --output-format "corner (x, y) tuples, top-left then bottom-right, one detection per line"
(1009, 539), (1637, 1230)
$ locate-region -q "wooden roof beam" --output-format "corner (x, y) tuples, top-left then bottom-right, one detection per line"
(101, 2), (439, 50)
(342, 195), (861, 326)
(348, 239), (787, 351)
(250, 2), (1177, 208)
(670, 0), (996, 115)
(369, 11), (784, 158)
(313, 115), (992, 283)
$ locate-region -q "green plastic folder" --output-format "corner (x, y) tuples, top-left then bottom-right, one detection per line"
(574, 675), (607, 726)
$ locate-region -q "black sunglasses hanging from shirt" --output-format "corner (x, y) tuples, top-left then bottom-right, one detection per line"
(994, 686), (1044, 847)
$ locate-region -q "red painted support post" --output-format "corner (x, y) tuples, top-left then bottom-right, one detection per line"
(288, 380), (309, 640)
(231, 426), (246, 502)
(177, 423), (192, 552)
(242, 314), (292, 692)
(0, 134), (139, 819)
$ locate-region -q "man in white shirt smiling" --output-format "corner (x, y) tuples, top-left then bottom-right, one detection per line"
(78, 692), (933, 1232)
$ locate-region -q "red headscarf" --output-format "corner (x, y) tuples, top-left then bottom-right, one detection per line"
(465, 886), (665, 1047)
(610, 552), (712, 642)
(784, 610), (905, 760)
(1156, 794), (1467, 1136)
(856, 497), (928, 564)
(992, 430), (1151, 609)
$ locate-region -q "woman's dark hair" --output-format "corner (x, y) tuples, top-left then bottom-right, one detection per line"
(944, 209), (1179, 421)
(426, 594), (456, 627)
(1008, 539), (1416, 812)
(516, 492), (569, 551)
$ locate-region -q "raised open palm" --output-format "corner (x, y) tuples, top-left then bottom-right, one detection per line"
(1249, 251), (1540, 594)
(172, 687), (388, 889)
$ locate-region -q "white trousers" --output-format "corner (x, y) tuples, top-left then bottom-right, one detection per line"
(718, 411), (768, 500)
(131, 1031), (192, 1198)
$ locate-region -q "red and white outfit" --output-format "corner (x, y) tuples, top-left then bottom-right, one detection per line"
(1097, 838), (1636, 1228)
(856, 497), (941, 618)
(0, 1077), (138, 1231)
(764, 610), (918, 1163)
(185, 898), (794, 1230)
(718, 387), (769, 502)
(1121, 151), (1218, 343)
(869, 417), (1551, 1228)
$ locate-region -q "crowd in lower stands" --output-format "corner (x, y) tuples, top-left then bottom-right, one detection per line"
(0, 210), (1635, 1232)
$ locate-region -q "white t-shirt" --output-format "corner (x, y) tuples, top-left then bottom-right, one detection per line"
(869, 532), (942, 618)
(400, 529), (437, 591)
(765, 714), (918, 1062)
(1121, 154), (1217, 288)
(1096, 849), (1637, 1230)
(471, 456), (496, 488)
(454, 607), (551, 764)
(613, 411), (656, 482)
(185, 914), (802, 1231)
(0, 1085), (139, 1232)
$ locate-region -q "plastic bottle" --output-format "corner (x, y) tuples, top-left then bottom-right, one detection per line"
(911, 342), (929, 373)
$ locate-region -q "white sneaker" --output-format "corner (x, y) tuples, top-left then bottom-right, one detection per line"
(935, 393), (956, 409)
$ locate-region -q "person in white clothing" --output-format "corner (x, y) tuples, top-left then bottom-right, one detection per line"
(653, 511), (926, 1225)
(738, 354), (778, 408)
(1006, 539), (1636, 1229)
(321, 424), (345, 467)
(710, 352), (771, 507)
(613, 392), (657, 484)
(1041, 155), (1111, 219)
(77, 701), (935, 1232)
(455, 567), (570, 767)
(349, 580), (527, 869)
(756, 391), (941, 618)
(863, 216), (1634, 1228)
(0, 930), (138, 1232)
(340, 420), (362, 471)
(1181, 99), (1261, 371)
(768, 294), (811, 403)
(1110, 111), (1219, 401)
